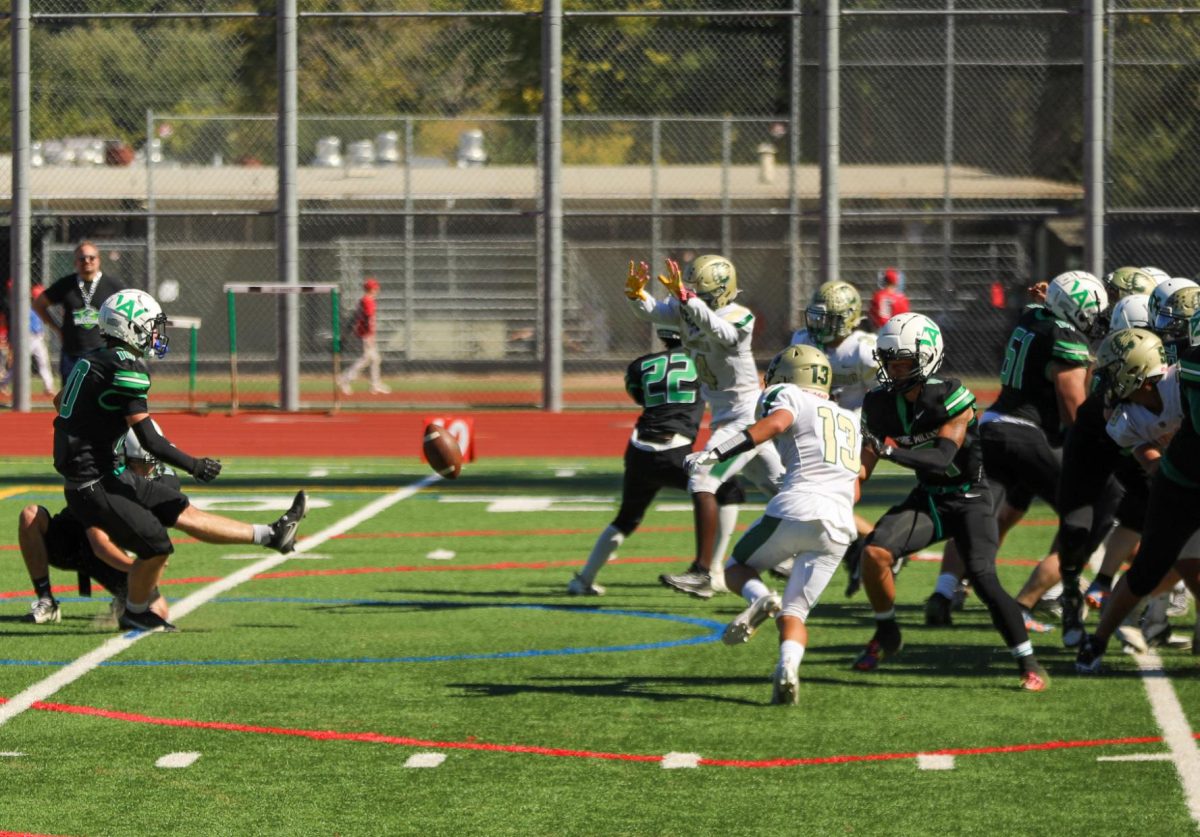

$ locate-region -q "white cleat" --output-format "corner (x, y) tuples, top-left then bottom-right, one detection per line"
(567, 574), (605, 597)
(722, 593), (782, 646)
(25, 598), (61, 624)
(770, 662), (799, 705)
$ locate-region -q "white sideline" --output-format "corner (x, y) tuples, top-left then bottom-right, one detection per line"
(1132, 649), (1200, 826)
(0, 475), (440, 728)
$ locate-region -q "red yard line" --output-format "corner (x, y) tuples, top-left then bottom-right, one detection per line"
(0, 695), (1184, 769)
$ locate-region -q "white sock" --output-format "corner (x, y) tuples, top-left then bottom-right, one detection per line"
(780, 639), (805, 670)
(1044, 581), (1064, 599)
(873, 608), (896, 621)
(1010, 640), (1033, 659)
(126, 598), (150, 614)
(252, 524), (272, 545)
(742, 578), (771, 605)
(580, 525), (624, 585)
(712, 505), (739, 568)
(934, 573), (959, 599)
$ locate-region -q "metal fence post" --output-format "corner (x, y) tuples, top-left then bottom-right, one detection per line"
(146, 109), (157, 297)
(787, 0), (803, 331)
(9, 0), (32, 412)
(277, 0), (300, 410)
(1083, 0), (1105, 277)
(819, 0), (840, 285)
(721, 116), (732, 256)
(942, 1), (956, 295)
(541, 0), (564, 412)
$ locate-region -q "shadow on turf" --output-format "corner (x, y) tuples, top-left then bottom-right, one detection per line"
(451, 674), (766, 705)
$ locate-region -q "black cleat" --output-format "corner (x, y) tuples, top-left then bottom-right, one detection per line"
(118, 609), (178, 633)
(924, 592), (953, 627)
(1075, 634), (1106, 674)
(268, 490), (308, 554)
(842, 536), (866, 597)
(1060, 586), (1086, 649)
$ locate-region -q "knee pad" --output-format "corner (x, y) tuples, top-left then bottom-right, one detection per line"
(715, 479), (745, 506)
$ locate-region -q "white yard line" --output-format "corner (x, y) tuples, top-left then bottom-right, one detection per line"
(0, 475), (439, 728)
(1132, 649), (1200, 826)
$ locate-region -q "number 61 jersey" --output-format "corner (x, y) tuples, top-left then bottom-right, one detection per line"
(758, 383), (858, 539)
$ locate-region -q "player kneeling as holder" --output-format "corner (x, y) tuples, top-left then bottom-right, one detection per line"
(687, 344), (859, 705)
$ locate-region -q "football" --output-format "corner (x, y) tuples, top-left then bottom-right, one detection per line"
(422, 423), (463, 479)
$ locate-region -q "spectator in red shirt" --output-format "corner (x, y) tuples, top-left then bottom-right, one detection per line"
(868, 267), (910, 329)
(338, 277), (389, 395)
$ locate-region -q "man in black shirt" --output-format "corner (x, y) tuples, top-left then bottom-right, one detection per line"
(854, 313), (1047, 691)
(54, 288), (308, 632)
(568, 327), (743, 596)
(35, 240), (124, 381)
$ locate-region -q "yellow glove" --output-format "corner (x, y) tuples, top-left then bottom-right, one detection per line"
(625, 260), (650, 301)
(657, 258), (695, 303)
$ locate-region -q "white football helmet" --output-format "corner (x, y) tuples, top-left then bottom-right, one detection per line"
(1141, 267), (1172, 285)
(99, 288), (169, 358)
(685, 255), (739, 309)
(1044, 271), (1109, 338)
(121, 418), (163, 467)
(873, 312), (945, 392)
(1108, 294), (1152, 331)
(765, 344), (833, 396)
(1191, 309), (1200, 348)
(1148, 277), (1200, 341)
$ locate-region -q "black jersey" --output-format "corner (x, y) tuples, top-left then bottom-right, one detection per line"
(862, 377), (983, 489)
(43, 273), (123, 355)
(53, 346), (151, 483)
(625, 348), (703, 440)
(1161, 345), (1200, 489)
(989, 305), (1090, 439)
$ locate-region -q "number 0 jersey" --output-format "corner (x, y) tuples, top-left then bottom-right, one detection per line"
(624, 348), (703, 441)
(989, 304), (1090, 440)
(757, 383), (858, 536)
(862, 377), (984, 490)
(53, 346), (151, 483)
(789, 328), (879, 412)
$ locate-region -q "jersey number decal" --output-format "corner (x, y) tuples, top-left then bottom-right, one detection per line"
(57, 359), (91, 419)
(641, 354), (698, 407)
(817, 405), (861, 472)
(999, 326), (1036, 389)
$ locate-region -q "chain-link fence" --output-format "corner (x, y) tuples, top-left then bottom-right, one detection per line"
(5, 2), (1199, 410)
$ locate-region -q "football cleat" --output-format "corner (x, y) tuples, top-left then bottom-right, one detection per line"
(770, 663), (800, 706)
(1084, 581), (1109, 612)
(1020, 662), (1050, 692)
(1022, 609), (1055, 634)
(25, 598), (61, 625)
(1115, 625), (1149, 654)
(659, 566), (715, 600)
(951, 580), (970, 611)
(1075, 635), (1106, 674)
(118, 609), (178, 633)
(1060, 587), (1086, 649)
(567, 574), (605, 597)
(268, 490), (308, 554)
(924, 592), (953, 627)
(852, 631), (903, 672)
(1166, 582), (1191, 618)
(722, 593), (782, 645)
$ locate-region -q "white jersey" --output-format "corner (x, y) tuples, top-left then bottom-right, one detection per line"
(789, 329), (879, 412)
(1106, 365), (1183, 451)
(629, 293), (762, 427)
(757, 383), (858, 539)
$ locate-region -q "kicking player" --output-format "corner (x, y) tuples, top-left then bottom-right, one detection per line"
(626, 256), (784, 599)
(789, 280), (879, 591)
(568, 326), (743, 596)
(53, 288), (308, 632)
(699, 344), (859, 704)
(18, 426), (174, 625)
(853, 313), (1047, 691)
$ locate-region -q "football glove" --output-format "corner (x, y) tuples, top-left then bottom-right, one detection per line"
(193, 458), (222, 483)
(625, 260), (651, 301)
(657, 258), (695, 303)
(684, 449), (720, 474)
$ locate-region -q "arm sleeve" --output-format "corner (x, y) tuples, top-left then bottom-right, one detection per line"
(624, 358), (645, 406)
(627, 293), (678, 325)
(682, 299), (748, 348)
(884, 437), (958, 473)
(1049, 323), (1091, 367)
(131, 417), (198, 475)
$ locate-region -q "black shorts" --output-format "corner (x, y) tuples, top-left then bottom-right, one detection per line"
(979, 421), (1061, 514)
(1123, 473), (1200, 597)
(613, 443), (744, 533)
(1113, 456), (1149, 533)
(40, 507), (130, 597)
(867, 483), (1000, 580)
(64, 470), (189, 561)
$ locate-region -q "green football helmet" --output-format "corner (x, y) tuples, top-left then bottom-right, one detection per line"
(685, 255), (739, 309)
(805, 280), (863, 344)
(1093, 327), (1167, 406)
(765, 344), (833, 396)
(1103, 267), (1158, 300)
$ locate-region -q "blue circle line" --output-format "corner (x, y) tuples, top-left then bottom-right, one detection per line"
(2, 597), (725, 667)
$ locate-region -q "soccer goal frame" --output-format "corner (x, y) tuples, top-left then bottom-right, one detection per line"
(223, 283), (342, 413)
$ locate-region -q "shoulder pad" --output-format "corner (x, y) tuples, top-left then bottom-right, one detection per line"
(721, 305), (755, 328)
